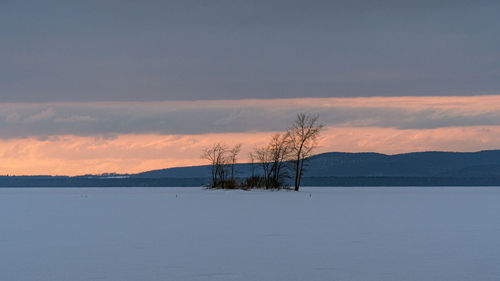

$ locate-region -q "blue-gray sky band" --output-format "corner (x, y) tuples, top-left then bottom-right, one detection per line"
(0, 99), (497, 138)
(1, 0), (499, 102)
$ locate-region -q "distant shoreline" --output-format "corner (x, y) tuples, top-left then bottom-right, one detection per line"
(3, 150), (500, 187)
(2, 176), (500, 187)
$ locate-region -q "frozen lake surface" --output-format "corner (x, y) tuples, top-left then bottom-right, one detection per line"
(2, 186), (500, 281)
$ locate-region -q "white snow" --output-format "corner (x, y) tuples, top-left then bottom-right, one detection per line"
(1, 186), (500, 281)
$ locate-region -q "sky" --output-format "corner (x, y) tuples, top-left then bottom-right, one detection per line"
(1, 0), (500, 175)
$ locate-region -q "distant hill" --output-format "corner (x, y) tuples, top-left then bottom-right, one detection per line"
(2, 150), (500, 187)
(131, 150), (500, 178)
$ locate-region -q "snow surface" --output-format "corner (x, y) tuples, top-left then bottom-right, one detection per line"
(1, 186), (500, 281)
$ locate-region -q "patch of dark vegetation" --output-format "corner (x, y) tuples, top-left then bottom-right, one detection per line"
(205, 176), (293, 191)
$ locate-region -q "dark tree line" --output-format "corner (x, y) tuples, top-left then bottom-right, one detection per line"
(202, 113), (323, 191)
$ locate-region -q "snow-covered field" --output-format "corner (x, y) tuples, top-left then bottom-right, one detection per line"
(1, 186), (500, 281)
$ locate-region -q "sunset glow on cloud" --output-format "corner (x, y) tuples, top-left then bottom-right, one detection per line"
(0, 95), (499, 175)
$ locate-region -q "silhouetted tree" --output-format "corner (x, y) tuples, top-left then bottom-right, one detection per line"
(201, 143), (228, 188)
(248, 151), (255, 178)
(268, 133), (293, 188)
(288, 113), (323, 191)
(229, 144), (242, 180)
(255, 145), (273, 188)
(254, 133), (293, 189)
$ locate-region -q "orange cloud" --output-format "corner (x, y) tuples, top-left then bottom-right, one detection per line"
(1, 126), (500, 176)
(1, 95), (500, 175)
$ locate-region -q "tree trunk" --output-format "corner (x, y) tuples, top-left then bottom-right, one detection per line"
(294, 143), (304, 191)
(297, 157), (305, 191)
(294, 157), (300, 191)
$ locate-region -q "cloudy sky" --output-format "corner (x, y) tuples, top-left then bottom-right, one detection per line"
(1, 0), (500, 175)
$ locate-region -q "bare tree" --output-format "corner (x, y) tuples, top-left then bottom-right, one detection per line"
(254, 133), (293, 189)
(229, 144), (242, 180)
(268, 133), (293, 188)
(288, 113), (323, 191)
(255, 145), (273, 188)
(248, 151), (255, 178)
(201, 143), (228, 188)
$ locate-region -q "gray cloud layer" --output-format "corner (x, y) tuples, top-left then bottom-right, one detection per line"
(1, 0), (500, 102)
(0, 99), (499, 138)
